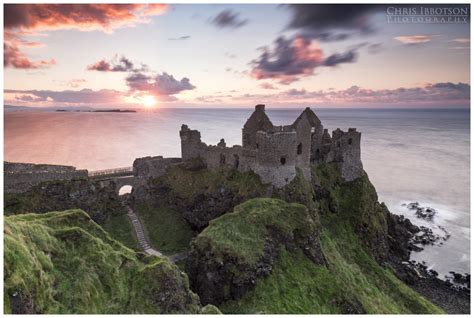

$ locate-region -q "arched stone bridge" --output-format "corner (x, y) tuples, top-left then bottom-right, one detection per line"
(89, 167), (141, 194)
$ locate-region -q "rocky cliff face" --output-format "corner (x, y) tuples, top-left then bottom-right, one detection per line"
(4, 178), (124, 225)
(133, 159), (268, 230)
(182, 163), (445, 313)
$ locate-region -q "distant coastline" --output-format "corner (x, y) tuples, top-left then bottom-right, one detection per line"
(56, 109), (137, 113)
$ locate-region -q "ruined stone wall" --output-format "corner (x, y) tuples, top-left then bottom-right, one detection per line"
(292, 117), (312, 180)
(326, 128), (363, 181)
(4, 162), (88, 194)
(242, 104), (274, 149)
(133, 156), (182, 179)
(253, 130), (298, 187)
(202, 144), (243, 170)
(180, 125), (207, 160)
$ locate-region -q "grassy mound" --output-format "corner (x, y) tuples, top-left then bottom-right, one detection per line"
(220, 226), (443, 314)
(134, 202), (194, 254)
(4, 210), (200, 314)
(4, 179), (137, 250)
(187, 165), (443, 314)
(193, 198), (318, 265)
(186, 198), (322, 305)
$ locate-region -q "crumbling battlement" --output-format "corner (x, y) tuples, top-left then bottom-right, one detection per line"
(180, 105), (363, 187)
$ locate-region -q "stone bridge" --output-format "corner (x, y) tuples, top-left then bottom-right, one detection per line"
(89, 167), (142, 194)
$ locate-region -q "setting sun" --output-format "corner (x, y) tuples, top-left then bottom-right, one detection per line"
(143, 95), (157, 108)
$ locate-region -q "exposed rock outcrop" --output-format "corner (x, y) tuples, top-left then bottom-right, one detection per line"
(185, 198), (323, 306)
(134, 161), (268, 230)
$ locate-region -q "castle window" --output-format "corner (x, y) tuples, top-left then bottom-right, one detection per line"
(280, 157), (286, 165)
(316, 148), (320, 155)
(348, 138), (353, 145)
(233, 154), (240, 169)
(311, 127), (315, 133)
(297, 143), (302, 155)
(256, 143), (259, 149)
(337, 141), (341, 148)
(219, 154), (226, 165)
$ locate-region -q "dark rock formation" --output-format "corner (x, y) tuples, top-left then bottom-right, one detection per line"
(135, 161), (267, 230)
(4, 178), (124, 225)
(404, 202), (437, 220)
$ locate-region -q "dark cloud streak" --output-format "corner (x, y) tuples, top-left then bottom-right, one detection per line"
(210, 9), (248, 29)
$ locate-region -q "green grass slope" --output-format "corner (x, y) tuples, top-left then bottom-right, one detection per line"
(4, 210), (201, 314)
(221, 226), (443, 314)
(134, 202), (194, 254)
(189, 164), (444, 314)
(193, 198), (317, 265)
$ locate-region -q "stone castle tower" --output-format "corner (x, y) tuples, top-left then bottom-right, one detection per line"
(180, 105), (363, 187)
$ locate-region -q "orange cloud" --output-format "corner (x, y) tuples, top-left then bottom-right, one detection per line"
(4, 4), (168, 69)
(4, 4), (168, 32)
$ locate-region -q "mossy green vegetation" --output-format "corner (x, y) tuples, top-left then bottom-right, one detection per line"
(102, 213), (138, 250)
(134, 202), (194, 254)
(4, 180), (136, 250)
(221, 226), (443, 314)
(4, 210), (200, 314)
(192, 164), (443, 314)
(193, 198), (317, 265)
(200, 304), (223, 314)
(152, 164), (267, 204)
(314, 163), (390, 260)
(4, 192), (43, 215)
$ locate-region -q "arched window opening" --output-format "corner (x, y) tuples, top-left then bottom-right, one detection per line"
(280, 157), (286, 165)
(233, 154), (240, 169)
(348, 138), (353, 145)
(297, 143), (303, 155)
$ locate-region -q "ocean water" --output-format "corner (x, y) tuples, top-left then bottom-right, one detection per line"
(4, 108), (470, 277)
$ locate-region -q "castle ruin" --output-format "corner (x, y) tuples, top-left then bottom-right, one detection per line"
(180, 105), (363, 187)
(4, 105), (363, 194)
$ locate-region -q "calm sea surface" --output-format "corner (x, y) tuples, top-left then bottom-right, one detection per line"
(4, 108), (470, 276)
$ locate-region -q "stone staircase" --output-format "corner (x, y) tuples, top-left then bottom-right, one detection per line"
(125, 205), (163, 257)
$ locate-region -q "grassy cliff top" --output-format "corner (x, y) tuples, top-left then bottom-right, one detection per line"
(4, 209), (200, 314)
(192, 198), (317, 265)
(151, 163), (267, 200)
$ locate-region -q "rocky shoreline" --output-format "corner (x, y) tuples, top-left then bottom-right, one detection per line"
(388, 206), (470, 314)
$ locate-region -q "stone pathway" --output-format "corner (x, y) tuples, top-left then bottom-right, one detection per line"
(125, 204), (187, 263)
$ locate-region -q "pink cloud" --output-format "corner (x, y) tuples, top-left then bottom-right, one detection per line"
(250, 35), (324, 84)
(394, 35), (431, 45)
(4, 4), (168, 69)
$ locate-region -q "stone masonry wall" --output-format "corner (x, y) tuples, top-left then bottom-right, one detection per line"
(4, 162), (88, 194)
(133, 156), (182, 179)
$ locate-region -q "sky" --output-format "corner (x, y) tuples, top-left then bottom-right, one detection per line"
(3, 3), (471, 108)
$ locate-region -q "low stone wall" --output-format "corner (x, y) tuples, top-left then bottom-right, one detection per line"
(4, 161), (88, 194)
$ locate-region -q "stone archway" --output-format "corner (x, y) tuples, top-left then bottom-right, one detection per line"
(118, 185), (133, 196)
